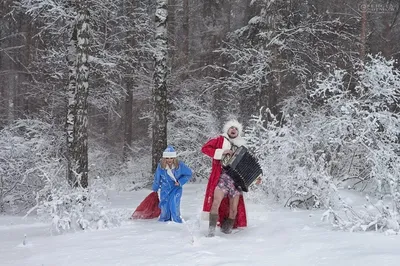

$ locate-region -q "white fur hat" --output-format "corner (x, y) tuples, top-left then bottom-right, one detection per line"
(162, 145), (177, 158)
(223, 119), (243, 135)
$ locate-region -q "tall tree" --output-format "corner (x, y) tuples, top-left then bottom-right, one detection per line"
(152, 0), (169, 173)
(122, 0), (136, 161)
(0, 0), (11, 128)
(360, 0), (367, 61)
(66, 0), (91, 188)
(168, 0), (177, 68)
(182, 0), (190, 68)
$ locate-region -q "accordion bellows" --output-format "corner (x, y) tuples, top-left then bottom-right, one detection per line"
(222, 146), (263, 192)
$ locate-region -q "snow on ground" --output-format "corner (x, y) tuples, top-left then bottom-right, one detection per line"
(1, 184), (400, 266)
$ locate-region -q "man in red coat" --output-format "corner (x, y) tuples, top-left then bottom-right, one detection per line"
(201, 119), (247, 237)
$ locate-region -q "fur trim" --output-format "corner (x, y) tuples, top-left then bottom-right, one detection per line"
(223, 119), (243, 135)
(214, 149), (224, 160)
(163, 145), (177, 158)
(162, 151), (177, 158)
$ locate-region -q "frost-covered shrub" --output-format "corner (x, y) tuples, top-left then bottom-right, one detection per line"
(245, 108), (339, 209)
(306, 55), (400, 198)
(322, 197), (400, 234)
(33, 178), (127, 234)
(280, 54), (400, 232)
(169, 81), (219, 182)
(0, 119), (64, 213)
(246, 54), (400, 214)
(0, 119), (130, 231)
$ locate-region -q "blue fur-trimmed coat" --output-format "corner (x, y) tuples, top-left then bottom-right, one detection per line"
(152, 161), (192, 223)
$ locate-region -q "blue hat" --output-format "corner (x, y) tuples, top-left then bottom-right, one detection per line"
(163, 145), (177, 158)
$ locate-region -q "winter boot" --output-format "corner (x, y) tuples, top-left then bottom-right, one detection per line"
(207, 213), (218, 237)
(221, 218), (235, 234)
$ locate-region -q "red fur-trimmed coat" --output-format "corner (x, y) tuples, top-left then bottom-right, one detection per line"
(201, 135), (247, 228)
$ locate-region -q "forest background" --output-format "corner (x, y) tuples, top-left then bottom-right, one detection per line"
(1, 0), (400, 233)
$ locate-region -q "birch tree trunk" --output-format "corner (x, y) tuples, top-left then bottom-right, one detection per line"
(152, 0), (168, 173)
(66, 0), (90, 188)
(66, 16), (77, 187)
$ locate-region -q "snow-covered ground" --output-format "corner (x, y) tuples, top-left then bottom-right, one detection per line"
(1, 184), (400, 266)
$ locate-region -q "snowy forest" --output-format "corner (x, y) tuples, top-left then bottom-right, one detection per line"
(1, 0), (400, 234)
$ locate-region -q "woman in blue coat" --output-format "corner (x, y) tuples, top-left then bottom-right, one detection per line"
(152, 146), (192, 223)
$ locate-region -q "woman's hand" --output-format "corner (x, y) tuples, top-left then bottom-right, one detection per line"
(175, 181), (180, 186)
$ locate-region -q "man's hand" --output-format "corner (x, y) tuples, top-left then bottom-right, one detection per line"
(255, 177), (262, 185)
(223, 150), (233, 156)
(175, 181), (180, 186)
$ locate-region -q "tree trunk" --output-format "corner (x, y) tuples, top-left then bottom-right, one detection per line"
(66, 19), (78, 187)
(18, 13), (33, 117)
(123, 79), (134, 161)
(168, 0), (176, 68)
(122, 0), (137, 162)
(182, 0), (189, 68)
(0, 21), (5, 128)
(66, 0), (90, 188)
(360, 0), (367, 62)
(152, 0), (168, 173)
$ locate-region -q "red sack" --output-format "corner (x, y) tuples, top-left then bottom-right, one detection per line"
(131, 192), (161, 219)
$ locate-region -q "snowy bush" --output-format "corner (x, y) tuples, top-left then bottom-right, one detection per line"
(169, 80), (219, 182)
(28, 142), (141, 233)
(0, 119), (129, 231)
(0, 119), (64, 213)
(245, 108), (339, 209)
(33, 177), (126, 234)
(307, 55), (400, 196)
(246, 54), (400, 218)
(288, 54), (400, 232)
(322, 197), (400, 234)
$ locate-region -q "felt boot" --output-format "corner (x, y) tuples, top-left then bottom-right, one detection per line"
(221, 218), (235, 234)
(207, 213), (218, 237)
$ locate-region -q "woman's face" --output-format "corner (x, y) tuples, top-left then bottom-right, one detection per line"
(165, 158), (174, 167)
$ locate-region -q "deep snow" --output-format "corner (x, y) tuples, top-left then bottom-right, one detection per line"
(1, 184), (400, 266)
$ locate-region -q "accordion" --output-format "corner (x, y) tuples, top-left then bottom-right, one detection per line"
(222, 146), (263, 192)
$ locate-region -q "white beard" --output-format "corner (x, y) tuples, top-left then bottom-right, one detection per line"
(221, 133), (246, 147)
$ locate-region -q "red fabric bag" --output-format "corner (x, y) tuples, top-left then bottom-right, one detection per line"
(131, 192), (161, 219)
